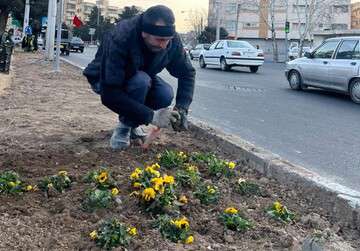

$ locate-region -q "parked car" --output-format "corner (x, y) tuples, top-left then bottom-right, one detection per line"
(70, 37), (84, 53)
(288, 46), (311, 60)
(11, 35), (22, 45)
(199, 40), (264, 73)
(285, 37), (360, 104)
(37, 36), (44, 47)
(189, 43), (210, 60)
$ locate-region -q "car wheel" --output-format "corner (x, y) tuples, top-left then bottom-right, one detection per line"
(80, 49), (84, 53)
(65, 50), (70, 56)
(288, 70), (303, 90)
(289, 56), (294, 61)
(199, 56), (206, 68)
(190, 54), (194, 60)
(250, 66), (259, 73)
(349, 79), (360, 104)
(220, 57), (230, 71)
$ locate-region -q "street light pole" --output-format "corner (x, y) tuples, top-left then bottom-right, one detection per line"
(22, 0), (30, 38)
(235, 4), (241, 40)
(54, 0), (64, 71)
(285, 0), (289, 62)
(216, 0), (221, 40)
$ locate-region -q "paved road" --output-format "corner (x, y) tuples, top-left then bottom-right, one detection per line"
(64, 47), (360, 194)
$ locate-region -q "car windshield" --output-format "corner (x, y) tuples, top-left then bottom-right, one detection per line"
(72, 37), (82, 43)
(227, 41), (254, 49)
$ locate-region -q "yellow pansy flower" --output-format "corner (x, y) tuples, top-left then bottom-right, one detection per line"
(151, 177), (164, 191)
(25, 185), (33, 191)
(58, 170), (68, 176)
(207, 186), (216, 194)
(142, 188), (156, 201)
(127, 227), (137, 236)
(163, 175), (175, 184)
(224, 207), (238, 214)
(179, 195), (188, 204)
(185, 235), (194, 244)
(145, 166), (160, 177)
(172, 217), (190, 230)
(89, 230), (98, 240)
(152, 163), (161, 169)
(133, 182), (141, 188)
(274, 201), (283, 214)
(97, 171), (108, 183)
(8, 181), (16, 187)
(111, 187), (119, 196)
(228, 162), (236, 169)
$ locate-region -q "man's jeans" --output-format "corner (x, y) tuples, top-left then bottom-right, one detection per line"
(91, 71), (174, 127)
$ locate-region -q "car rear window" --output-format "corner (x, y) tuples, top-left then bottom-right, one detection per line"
(227, 41), (254, 49)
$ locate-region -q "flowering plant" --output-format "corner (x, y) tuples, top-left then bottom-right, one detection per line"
(193, 183), (220, 205)
(220, 207), (252, 232)
(84, 168), (117, 189)
(155, 215), (194, 244)
(89, 218), (137, 249)
(236, 178), (261, 196)
(157, 150), (187, 169)
(267, 201), (295, 223)
(0, 170), (34, 194)
(38, 170), (71, 194)
(191, 152), (236, 177)
(130, 164), (177, 213)
(82, 187), (120, 212)
(175, 164), (201, 188)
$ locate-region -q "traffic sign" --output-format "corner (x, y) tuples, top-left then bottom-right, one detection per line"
(25, 25), (32, 35)
(89, 28), (96, 35)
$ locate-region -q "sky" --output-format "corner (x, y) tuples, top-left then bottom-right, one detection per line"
(104, 0), (209, 32)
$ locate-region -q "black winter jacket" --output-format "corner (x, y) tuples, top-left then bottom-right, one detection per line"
(83, 15), (196, 126)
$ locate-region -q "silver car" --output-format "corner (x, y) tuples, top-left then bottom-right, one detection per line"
(189, 44), (210, 60)
(285, 37), (360, 104)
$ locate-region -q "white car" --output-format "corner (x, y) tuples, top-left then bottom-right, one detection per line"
(199, 40), (264, 73)
(288, 47), (311, 60)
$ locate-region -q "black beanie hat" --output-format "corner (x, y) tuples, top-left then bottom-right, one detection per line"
(142, 5), (176, 37)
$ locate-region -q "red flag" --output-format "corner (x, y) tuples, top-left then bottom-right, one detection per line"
(73, 15), (83, 28)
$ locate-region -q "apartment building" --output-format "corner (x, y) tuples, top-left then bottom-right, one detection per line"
(208, 0), (351, 40)
(351, 2), (360, 29)
(63, 0), (119, 25)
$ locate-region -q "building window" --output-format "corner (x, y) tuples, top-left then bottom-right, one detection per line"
(225, 20), (236, 32)
(333, 5), (348, 14)
(225, 3), (237, 15)
(331, 23), (348, 30)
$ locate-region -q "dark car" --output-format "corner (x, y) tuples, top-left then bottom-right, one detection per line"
(70, 37), (84, 53)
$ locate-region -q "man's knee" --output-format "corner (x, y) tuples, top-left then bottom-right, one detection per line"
(127, 71), (151, 92)
(149, 83), (174, 109)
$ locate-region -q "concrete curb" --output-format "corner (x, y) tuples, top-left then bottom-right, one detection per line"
(61, 58), (360, 231)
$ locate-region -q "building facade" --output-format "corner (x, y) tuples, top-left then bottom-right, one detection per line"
(208, 0), (351, 40)
(63, 0), (120, 26)
(351, 2), (360, 29)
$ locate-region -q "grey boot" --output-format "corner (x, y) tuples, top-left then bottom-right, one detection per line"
(110, 122), (131, 150)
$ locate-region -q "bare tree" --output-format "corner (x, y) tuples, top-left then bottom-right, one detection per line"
(294, 0), (346, 56)
(186, 8), (208, 42)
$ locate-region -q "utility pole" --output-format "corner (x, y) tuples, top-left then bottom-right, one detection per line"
(96, 0), (100, 44)
(54, 0), (64, 71)
(285, 0), (289, 62)
(216, 0), (221, 41)
(46, 0), (57, 60)
(22, 0), (30, 38)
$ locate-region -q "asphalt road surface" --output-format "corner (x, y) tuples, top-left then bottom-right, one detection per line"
(64, 47), (360, 195)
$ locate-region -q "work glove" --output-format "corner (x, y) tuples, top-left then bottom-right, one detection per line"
(152, 108), (180, 129)
(171, 107), (189, 131)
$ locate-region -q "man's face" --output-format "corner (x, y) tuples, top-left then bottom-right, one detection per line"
(142, 33), (173, 52)
(141, 20), (173, 52)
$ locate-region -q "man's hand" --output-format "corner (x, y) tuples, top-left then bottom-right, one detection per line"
(152, 108), (180, 128)
(172, 107), (189, 131)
